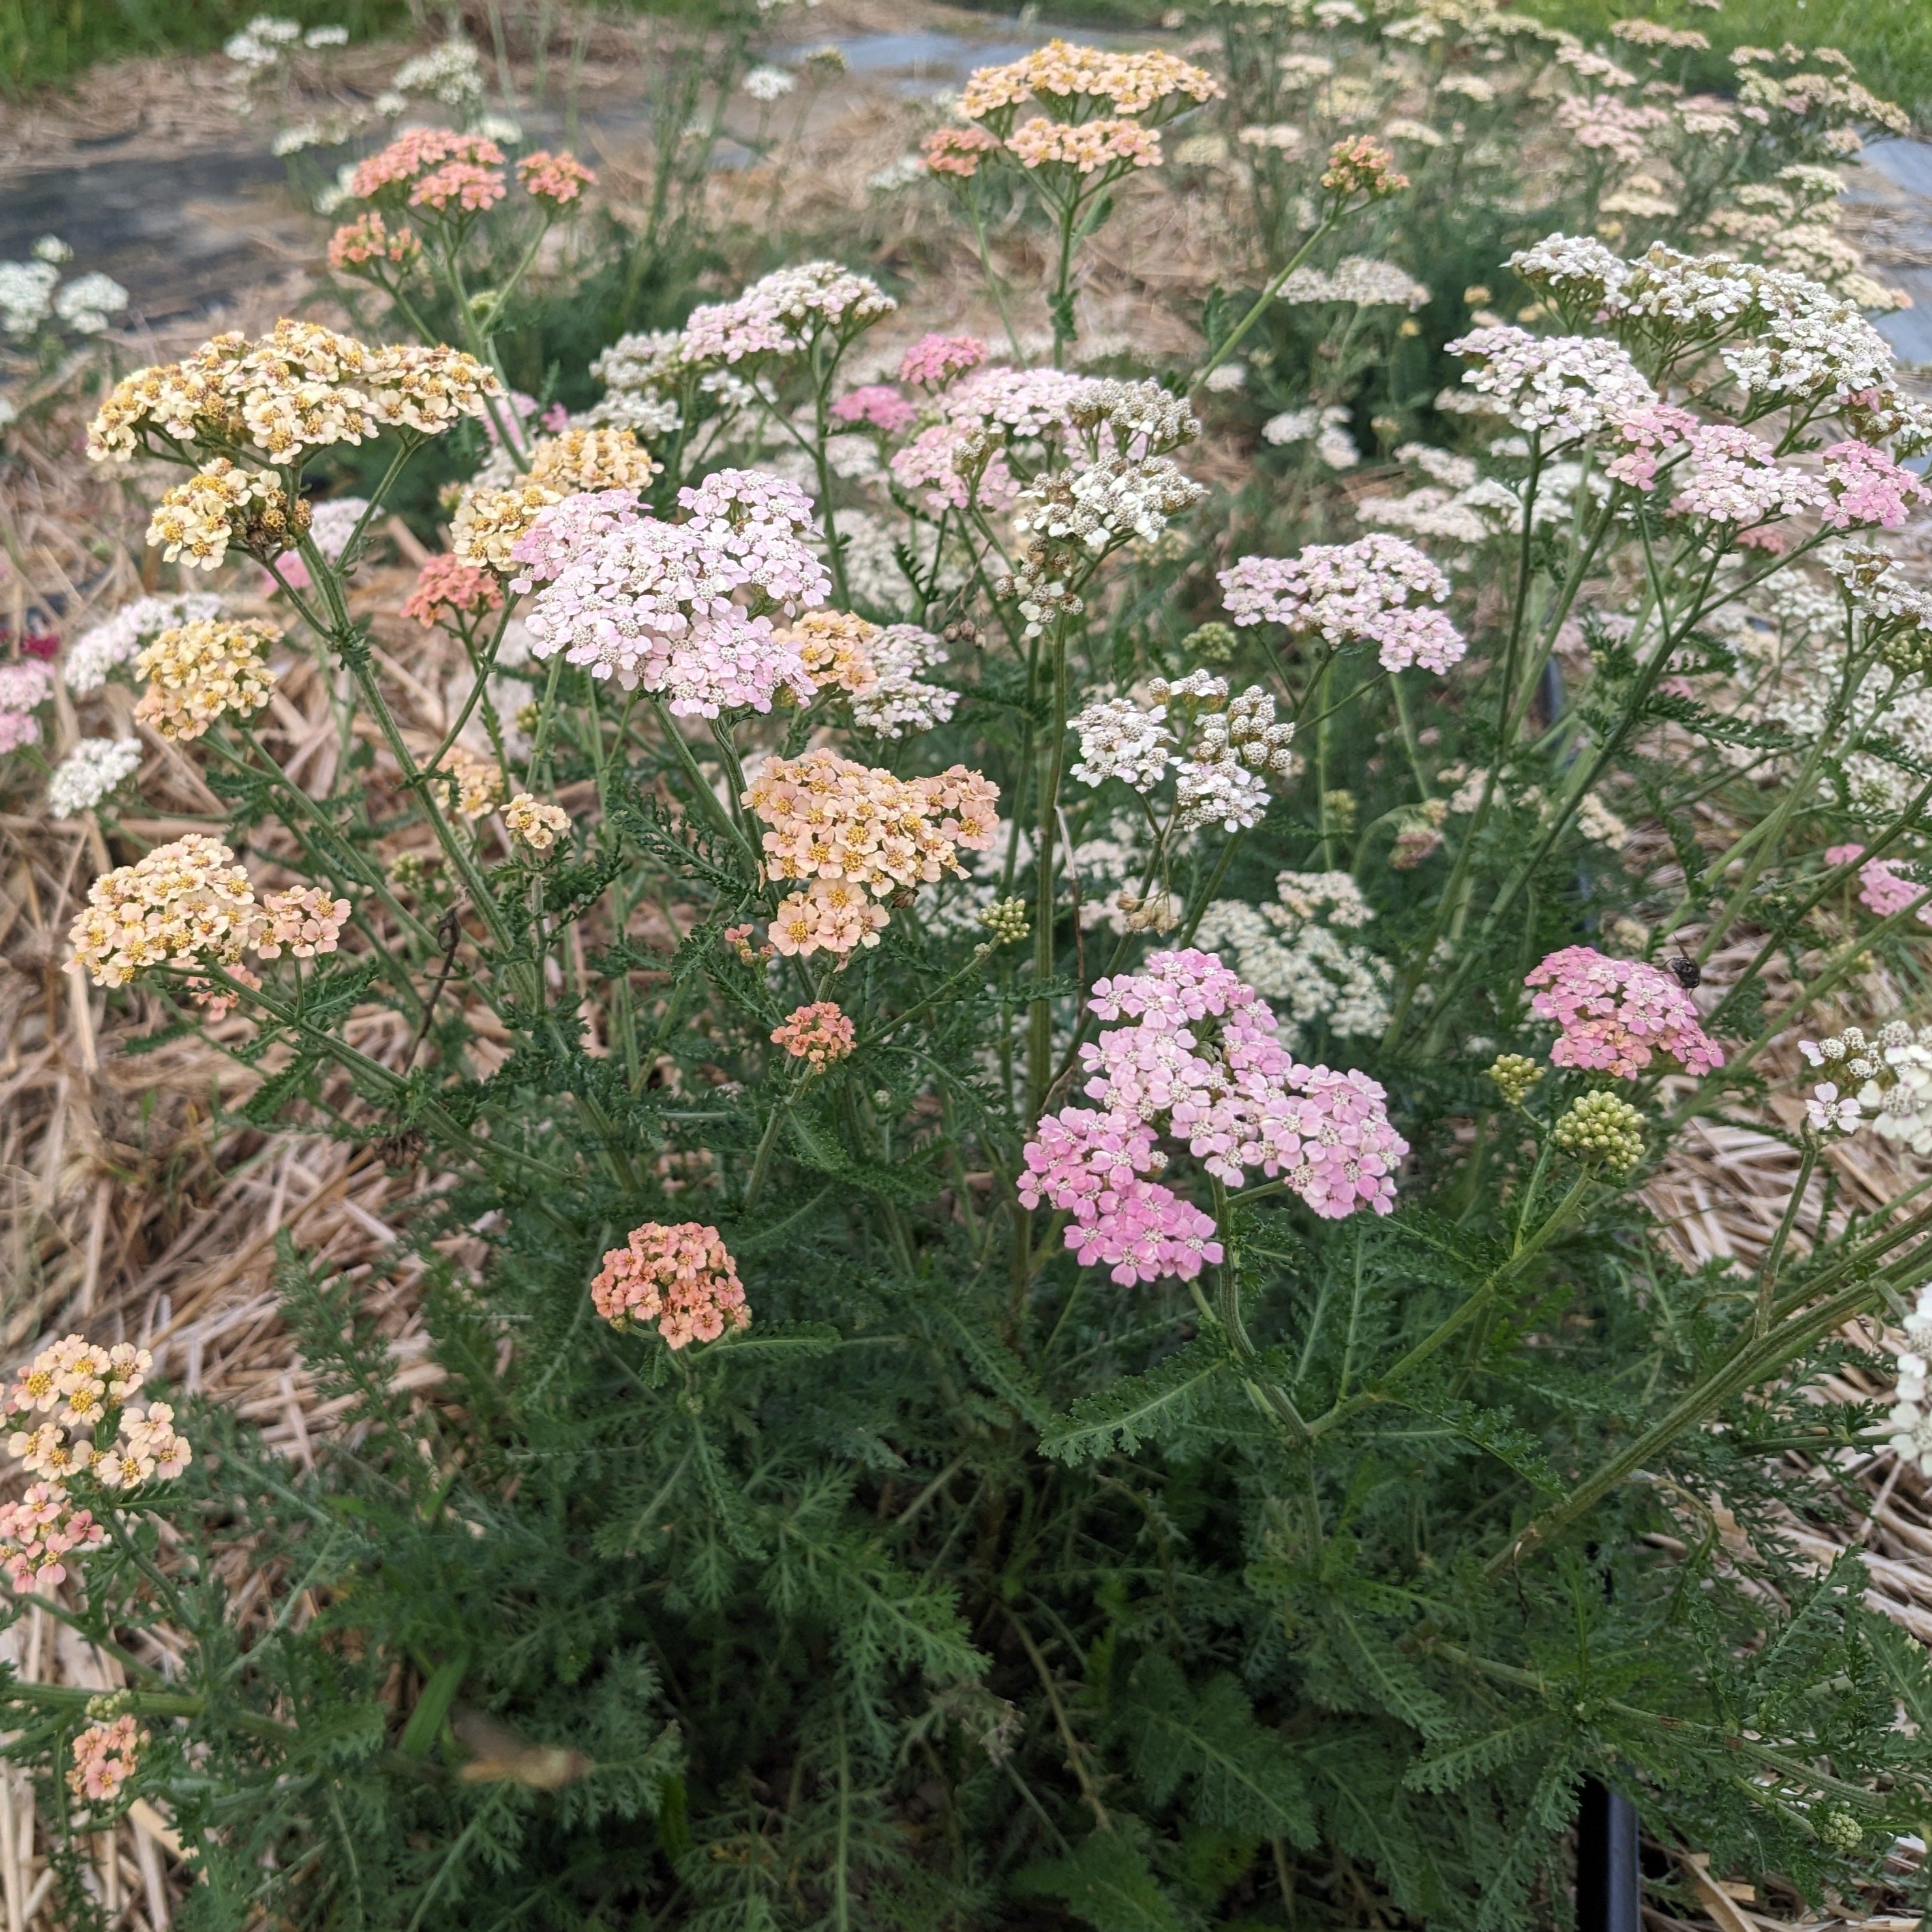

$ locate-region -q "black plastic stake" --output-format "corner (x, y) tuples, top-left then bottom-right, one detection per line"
(1575, 1777), (1641, 1932)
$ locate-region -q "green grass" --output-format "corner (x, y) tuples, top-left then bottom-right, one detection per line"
(1518, 0), (1932, 127)
(1, 0), (409, 98)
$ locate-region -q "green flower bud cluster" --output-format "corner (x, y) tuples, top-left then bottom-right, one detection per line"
(1553, 1091), (1644, 1171)
(977, 898), (1031, 945)
(1487, 1053), (1544, 1107)
(1182, 622), (1237, 665)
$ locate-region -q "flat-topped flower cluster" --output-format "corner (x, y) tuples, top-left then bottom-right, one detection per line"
(1020, 950), (1408, 1286)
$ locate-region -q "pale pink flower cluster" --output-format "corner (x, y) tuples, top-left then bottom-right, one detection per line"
(5, 1335), (190, 1492)
(69, 834), (260, 988)
(403, 554), (504, 627)
(923, 127), (1002, 178)
(1666, 423), (1826, 526)
(1820, 441), (1930, 530)
(899, 334), (988, 387)
(1447, 326), (1656, 440)
(0, 1485), (105, 1594)
(1005, 116), (1162, 174)
(771, 1000), (858, 1068)
(1601, 401), (1700, 490)
(69, 1717), (147, 1806)
(1019, 950), (1408, 1284)
(591, 1222), (750, 1350)
(1219, 535), (1466, 674)
(1554, 95), (1669, 166)
(1826, 844), (1932, 926)
(679, 263), (896, 367)
(0, 660), (52, 755)
(255, 886), (350, 959)
(889, 365), (1100, 510)
(747, 750), (998, 958)
(506, 489), (642, 593)
(524, 470), (830, 714)
(830, 385), (918, 434)
(1524, 944), (1725, 1079)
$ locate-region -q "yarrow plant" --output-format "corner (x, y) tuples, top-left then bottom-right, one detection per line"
(15, 13), (1932, 1931)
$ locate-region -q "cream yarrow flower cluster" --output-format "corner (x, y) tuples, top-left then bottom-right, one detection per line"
(6, 1336), (190, 1492)
(147, 460), (306, 571)
(69, 834), (260, 988)
(134, 618), (280, 741)
(525, 427), (659, 494)
(451, 481), (562, 572)
(506, 793), (570, 853)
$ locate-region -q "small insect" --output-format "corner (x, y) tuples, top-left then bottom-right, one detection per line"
(1668, 946), (1702, 990)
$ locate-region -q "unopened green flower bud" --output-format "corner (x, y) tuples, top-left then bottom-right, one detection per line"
(1820, 1808), (1863, 1851)
(978, 897), (1030, 945)
(1322, 789), (1357, 837)
(1182, 622), (1236, 665)
(1487, 1053), (1543, 1107)
(1554, 1091), (1644, 1171)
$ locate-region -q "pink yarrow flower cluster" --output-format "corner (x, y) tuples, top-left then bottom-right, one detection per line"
(679, 262), (896, 367)
(899, 334), (988, 387)
(1667, 423), (1828, 526)
(0, 660), (52, 755)
(506, 489), (642, 594)
(1019, 950), (1408, 1286)
(254, 885), (350, 959)
(1602, 402), (1700, 490)
(889, 365), (1102, 510)
(1219, 534), (1466, 674)
(830, 385), (918, 434)
(1820, 441), (1930, 530)
(1826, 844), (1932, 926)
(0, 1484), (105, 1594)
(348, 130), (506, 202)
(592, 1222), (750, 1349)
(69, 1717), (147, 1806)
(523, 470), (832, 714)
(772, 1000), (858, 1068)
(1524, 945), (1725, 1078)
(404, 554), (504, 627)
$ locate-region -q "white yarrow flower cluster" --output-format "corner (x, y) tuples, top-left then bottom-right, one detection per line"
(1446, 326), (1655, 440)
(1070, 697), (1174, 792)
(47, 739), (142, 819)
(847, 625), (957, 736)
(1886, 1288), (1932, 1474)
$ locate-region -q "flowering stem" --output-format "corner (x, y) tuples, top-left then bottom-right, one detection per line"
(1029, 622), (1072, 1118)
(647, 696), (759, 875)
(967, 197), (1025, 363)
(1192, 207), (1340, 393)
(742, 1096), (790, 1213)
(1755, 1138), (1819, 1340)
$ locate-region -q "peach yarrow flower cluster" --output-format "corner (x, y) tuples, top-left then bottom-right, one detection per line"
(772, 1001), (858, 1068)
(592, 1222), (750, 1350)
(0, 1484), (106, 1595)
(745, 749), (999, 958)
(69, 1717), (147, 1805)
(1524, 945), (1725, 1078)
(404, 554), (504, 628)
(6, 1336), (190, 1492)
(133, 618), (279, 740)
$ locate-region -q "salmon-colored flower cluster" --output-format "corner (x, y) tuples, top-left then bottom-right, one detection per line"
(69, 1717), (147, 1805)
(327, 210), (420, 271)
(349, 130), (506, 202)
(518, 150), (597, 204)
(959, 41), (1220, 126)
(255, 886), (350, 959)
(0, 1483), (105, 1594)
(748, 751), (997, 958)
(924, 127), (1001, 179)
(133, 618), (280, 740)
(772, 1000), (858, 1068)
(591, 1222), (750, 1350)
(782, 610), (879, 695)
(411, 160), (506, 215)
(403, 554), (504, 628)
(1320, 136), (1409, 200)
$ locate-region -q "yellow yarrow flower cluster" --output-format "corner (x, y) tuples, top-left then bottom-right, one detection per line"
(450, 481), (562, 572)
(87, 318), (502, 464)
(435, 745), (507, 820)
(525, 427), (660, 494)
(133, 619), (280, 741)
